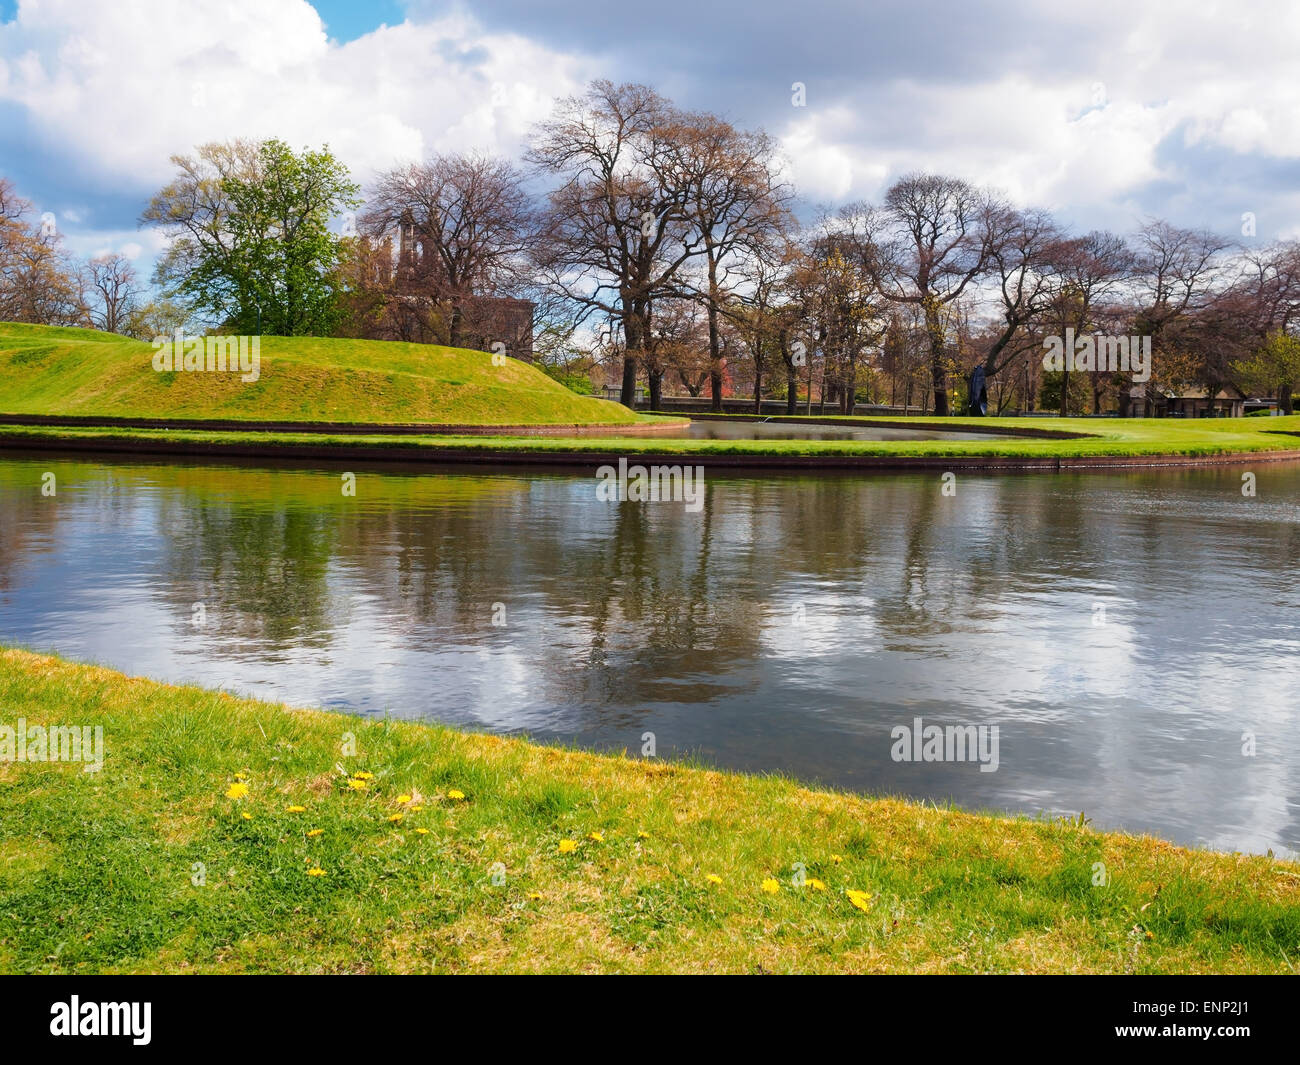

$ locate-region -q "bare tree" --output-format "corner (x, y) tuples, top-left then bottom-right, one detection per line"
(0, 177), (85, 326)
(668, 113), (794, 410)
(528, 80), (702, 408)
(361, 152), (535, 349)
(82, 253), (141, 334)
(859, 174), (1003, 415)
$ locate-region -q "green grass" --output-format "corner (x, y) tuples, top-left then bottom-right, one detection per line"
(0, 322), (640, 426)
(1, 647), (1297, 974)
(2, 414), (1300, 463)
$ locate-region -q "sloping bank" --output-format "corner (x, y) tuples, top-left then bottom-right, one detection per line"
(1, 416), (1299, 471)
(1, 648), (1296, 974)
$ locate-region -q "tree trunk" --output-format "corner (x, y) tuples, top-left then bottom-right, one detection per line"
(620, 356), (638, 409)
(620, 305), (647, 408)
(925, 301), (949, 416)
(1281, 383), (1294, 415)
(648, 370), (663, 411)
(707, 254), (723, 413)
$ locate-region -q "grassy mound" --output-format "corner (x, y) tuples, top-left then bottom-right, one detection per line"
(1, 647), (1296, 974)
(0, 323), (638, 426)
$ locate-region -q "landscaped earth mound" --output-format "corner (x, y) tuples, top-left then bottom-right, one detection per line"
(0, 323), (637, 427)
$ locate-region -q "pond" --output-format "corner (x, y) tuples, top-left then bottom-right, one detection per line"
(677, 419), (1004, 441)
(1, 451), (1297, 855)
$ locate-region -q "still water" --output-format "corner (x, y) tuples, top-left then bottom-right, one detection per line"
(1, 451), (1297, 855)
(679, 420), (1002, 441)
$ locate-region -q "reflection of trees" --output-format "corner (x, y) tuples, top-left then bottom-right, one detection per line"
(8, 455), (1300, 748)
(159, 497), (339, 649)
(0, 480), (59, 594)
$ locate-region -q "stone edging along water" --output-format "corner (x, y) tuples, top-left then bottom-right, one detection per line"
(0, 412), (690, 436)
(3, 428), (1300, 472)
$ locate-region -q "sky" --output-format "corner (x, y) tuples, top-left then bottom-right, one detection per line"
(1, 0), (1298, 282)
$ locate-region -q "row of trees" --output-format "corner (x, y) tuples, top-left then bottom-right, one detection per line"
(0, 178), (155, 335)
(5, 79), (1300, 415)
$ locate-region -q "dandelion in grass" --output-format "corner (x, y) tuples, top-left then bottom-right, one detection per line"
(588, 831), (604, 843)
(447, 789), (466, 801)
(807, 878), (827, 892)
(234, 772), (249, 781)
(415, 828), (430, 835)
(527, 891), (543, 900)
(225, 782), (249, 800)
(240, 811), (253, 820)
(286, 805), (306, 813)
(761, 878), (780, 894)
(830, 854), (844, 865)
(706, 874), (723, 885)
(347, 778), (369, 791)
(558, 839), (578, 854)
(637, 831), (650, 839)
(307, 828), (323, 838)
(396, 794), (412, 804)
(410, 805), (425, 813)
(846, 889), (872, 913)
(388, 813), (403, 823)
(306, 867), (326, 877)
(353, 771), (374, 780)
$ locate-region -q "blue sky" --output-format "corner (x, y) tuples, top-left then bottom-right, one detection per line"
(2, 0), (1297, 285)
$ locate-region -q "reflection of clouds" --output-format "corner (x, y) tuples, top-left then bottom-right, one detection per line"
(760, 593), (879, 661)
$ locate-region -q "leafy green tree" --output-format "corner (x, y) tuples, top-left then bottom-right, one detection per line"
(1234, 330), (1300, 414)
(143, 139), (359, 335)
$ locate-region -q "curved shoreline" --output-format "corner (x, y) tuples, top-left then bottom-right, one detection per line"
(669, 412), (1093, 439)
(2, 428), (1300, 472)
(0, 412), (690, 437)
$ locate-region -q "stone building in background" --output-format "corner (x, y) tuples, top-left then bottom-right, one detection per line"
(343, 212), (534, 359)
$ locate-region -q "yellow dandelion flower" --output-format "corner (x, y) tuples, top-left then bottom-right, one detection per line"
(830, 854), (844, 864)
(846, 889), (873, 912)
(558, 839), (578, 854)
(588, 831), (604, 843)
(240, 811), (252, 820)
(396, 794), (412, 804)
(347, 778), (368, 791)
(234, 772), (249, 781)
(706, 874), (723, 885)
(415, 828), (430, 835)
(353, 771), (374, 780)
(410, 805), (424, 813)
(387, 813), (403, 823)
(225, 782), (249, 800)
(447, 789), (466, 801)
(286, 804), (306, 813)
(637, 831), (650, 839)
(527, 891), (543, 900)
(761, 878), (780, 894)
(808, 877), (828, 892)
(307, 828), (323, 837)
(306, 868), (326, 877)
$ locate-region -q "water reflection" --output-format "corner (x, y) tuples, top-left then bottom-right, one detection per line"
(0, 452), (1297, 855)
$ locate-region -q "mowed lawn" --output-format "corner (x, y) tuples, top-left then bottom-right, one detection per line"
(0, 648), (1297, 974)
(0, 322), (639, 426)
(2, 413), (1300, 462)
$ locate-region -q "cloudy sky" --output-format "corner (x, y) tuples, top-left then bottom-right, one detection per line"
(2, 0), (1297, 281)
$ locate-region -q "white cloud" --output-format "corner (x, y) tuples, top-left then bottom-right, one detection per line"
(0, 0), (601, 191)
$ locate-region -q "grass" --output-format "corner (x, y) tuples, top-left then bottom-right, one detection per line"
(2, 414), (1300, 463)
(0, 322), (641, 426)
(1, 647), (1297, 974)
